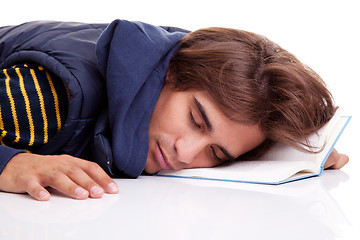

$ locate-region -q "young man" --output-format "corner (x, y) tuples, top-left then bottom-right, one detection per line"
(0, 20), (348, 201)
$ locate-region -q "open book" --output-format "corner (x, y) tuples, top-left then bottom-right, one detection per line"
(155, 110), (351, 185)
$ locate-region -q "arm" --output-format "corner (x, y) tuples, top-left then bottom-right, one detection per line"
(0, 153), (119, 201)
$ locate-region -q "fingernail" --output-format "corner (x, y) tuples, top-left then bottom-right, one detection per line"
(108, 182), (119, 193)
(74, 187), (88, 198)
(90, 186), (104, 196)
(38, 191), (48, 200)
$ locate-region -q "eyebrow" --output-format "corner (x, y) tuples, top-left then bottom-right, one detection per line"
(193, 97), (236, 161)
(193, 97), (212, 131)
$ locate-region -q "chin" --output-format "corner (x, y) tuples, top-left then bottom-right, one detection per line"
(143, 167), (160, 175)
(144, 153), (160, 174)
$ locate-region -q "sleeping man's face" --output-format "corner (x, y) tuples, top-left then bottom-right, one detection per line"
(144, 85), (266, 174)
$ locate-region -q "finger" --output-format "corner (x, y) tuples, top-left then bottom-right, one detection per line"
(46, 171), (89, 200)
(65, 166), (105, 198)
(25, 179), (51, 201)
(80, 162), (119, 194)
(57, 155), (116, 196)
(324, 149), (339, 169)
(331, 153), (349, 169)
(324, 149), (349, 169)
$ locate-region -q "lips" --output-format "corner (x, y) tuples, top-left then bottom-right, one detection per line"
(155, 142), (174, 170)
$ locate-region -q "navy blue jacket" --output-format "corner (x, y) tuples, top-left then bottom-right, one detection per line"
(0, 20), (187, 177)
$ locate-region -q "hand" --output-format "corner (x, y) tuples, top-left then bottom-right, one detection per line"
(324, 149), (349, 169)
(0, 153), (119, 201)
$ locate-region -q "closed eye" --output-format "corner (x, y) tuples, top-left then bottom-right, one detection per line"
(191, 96), (236, 162)
(190, 111), (201, 129)
(211, 146), (223, 162)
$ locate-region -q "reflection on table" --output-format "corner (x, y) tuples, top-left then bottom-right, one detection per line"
(0, 170), (358, 240)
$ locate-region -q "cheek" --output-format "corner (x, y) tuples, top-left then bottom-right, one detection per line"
(185, 151), (220, 169)
(186, 160), (220, 169)
(149, 106), (188, 136)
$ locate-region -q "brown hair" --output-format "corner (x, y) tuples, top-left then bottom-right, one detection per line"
(167, 27), (336, 159)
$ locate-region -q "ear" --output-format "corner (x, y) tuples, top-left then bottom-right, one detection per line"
(164, 69), (175, 88)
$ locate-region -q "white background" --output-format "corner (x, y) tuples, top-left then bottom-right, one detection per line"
(1, 0), (358, 141)
(1, 0), (359, 239)
(2, 0), (357, 136)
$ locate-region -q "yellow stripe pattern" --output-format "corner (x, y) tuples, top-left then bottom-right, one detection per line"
(30, 68), (48, 143)
(0, 63), (68, 151)
(4, 69), (20, 143)
(0, 105), (7, 145)
(45, 71), (62, 132)
(16, 67), (35, 146)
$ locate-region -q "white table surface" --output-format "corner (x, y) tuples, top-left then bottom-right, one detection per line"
(0, 166), (359, 240)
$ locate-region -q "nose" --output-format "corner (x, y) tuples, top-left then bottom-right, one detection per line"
(174, 134), (207, 164)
